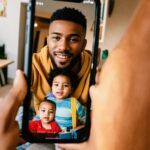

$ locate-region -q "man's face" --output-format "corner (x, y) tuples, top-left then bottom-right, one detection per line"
(47, 20), (87, 69)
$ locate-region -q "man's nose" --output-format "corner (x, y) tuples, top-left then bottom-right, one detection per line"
(58, 38), (70, 51)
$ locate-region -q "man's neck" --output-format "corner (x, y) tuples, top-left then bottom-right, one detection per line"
(71, 58), (81, 74)
(68, 54), (81, 74)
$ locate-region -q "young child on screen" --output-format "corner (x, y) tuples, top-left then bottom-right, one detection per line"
(29, 100), (61, 135)
(46, 69), (86, 131)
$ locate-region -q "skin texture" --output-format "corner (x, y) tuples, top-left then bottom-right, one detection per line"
(47, 20), (87, 69)
(0, 70), (27, 150)
(1, 0), (150, 149)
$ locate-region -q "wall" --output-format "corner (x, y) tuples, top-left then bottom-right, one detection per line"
(0, 0), (21, 80)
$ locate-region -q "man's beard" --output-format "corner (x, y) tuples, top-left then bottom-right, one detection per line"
(49, 53), (81, 71)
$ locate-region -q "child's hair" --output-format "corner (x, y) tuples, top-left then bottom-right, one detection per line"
(48, 69), (78, 88)
(39, 99), (56, 110)
(49, 7), (87, 33)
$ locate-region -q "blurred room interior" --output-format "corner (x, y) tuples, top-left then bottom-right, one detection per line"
(0, 0), (139, 98)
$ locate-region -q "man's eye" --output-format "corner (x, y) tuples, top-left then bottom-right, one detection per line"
(52, 36), (60, 41)
(70, 37), (79, 42)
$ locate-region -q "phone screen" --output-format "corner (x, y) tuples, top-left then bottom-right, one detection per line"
(22, 0), (100, 143)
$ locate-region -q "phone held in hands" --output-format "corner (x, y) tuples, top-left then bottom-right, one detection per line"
(22, 0), (100, 143)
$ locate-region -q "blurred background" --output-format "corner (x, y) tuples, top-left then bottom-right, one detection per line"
(0, 0), (139, 96)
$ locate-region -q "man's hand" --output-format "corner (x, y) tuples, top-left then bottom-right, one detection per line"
(0, 70), (27, 150)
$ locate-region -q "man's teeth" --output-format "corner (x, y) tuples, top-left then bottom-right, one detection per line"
(57, 53), (69, 58)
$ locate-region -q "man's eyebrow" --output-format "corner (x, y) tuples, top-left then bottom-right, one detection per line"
(69, 34), (81, 37)
(50, 32), (81, 37)
(50, 32), (61, 36)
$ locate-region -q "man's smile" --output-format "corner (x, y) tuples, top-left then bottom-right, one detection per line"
(54, 51), (73, 60)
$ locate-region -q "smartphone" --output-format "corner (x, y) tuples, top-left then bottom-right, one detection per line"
(22, 0), (100, 143)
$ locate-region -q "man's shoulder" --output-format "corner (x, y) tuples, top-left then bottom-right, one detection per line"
(32, 45), (50, 67)
(33, 46), (48, 57)
(83, 49), (92, 55)
(82, 49), (92, 61)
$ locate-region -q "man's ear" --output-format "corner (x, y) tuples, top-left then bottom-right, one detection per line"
(82, 39), (87, 51)
(47, 35), (49, 45)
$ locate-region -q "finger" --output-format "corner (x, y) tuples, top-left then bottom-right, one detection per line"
(11, 122), (25, 148)
(89, 84), (101, 109)
(0, 70), (27, 130)
(12, 70), (27, 103)
(0, 121), (22, 150)
(0, 91), (21, 132)
(12, 121), (26, 145)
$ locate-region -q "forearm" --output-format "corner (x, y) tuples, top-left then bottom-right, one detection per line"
(117, 0), (150, 54)
(91, 0), (150, 149)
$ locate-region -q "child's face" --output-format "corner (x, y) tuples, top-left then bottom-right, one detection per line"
(52, 75), (72, 100)
(38, 102), (55, 124)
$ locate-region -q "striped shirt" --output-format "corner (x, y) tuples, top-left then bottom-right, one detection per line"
(46, 92), (86, 130)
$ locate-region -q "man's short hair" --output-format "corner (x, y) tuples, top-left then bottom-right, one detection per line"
(49, 7), (87, 33)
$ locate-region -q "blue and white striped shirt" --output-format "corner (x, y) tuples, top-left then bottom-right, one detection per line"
(46, 92), (86, 130)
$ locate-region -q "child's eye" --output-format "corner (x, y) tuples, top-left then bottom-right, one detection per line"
(41, 109), (45, 112)
(63, 84), (69, 87)
(53, 83), (59, 87)
(48, 111), (54, 114)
